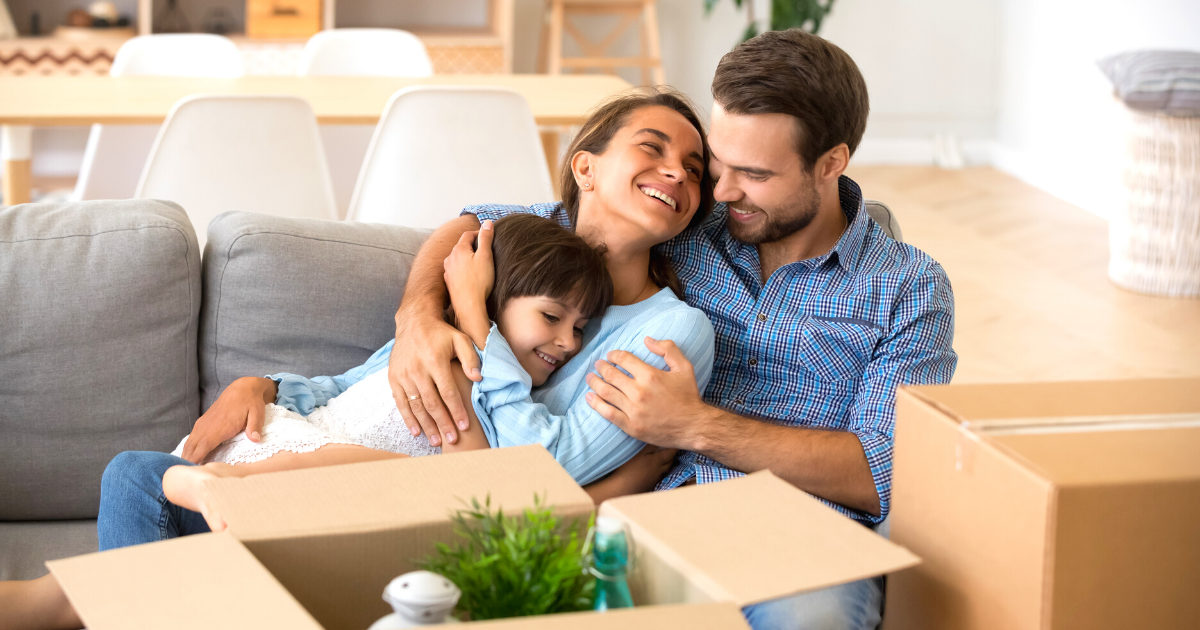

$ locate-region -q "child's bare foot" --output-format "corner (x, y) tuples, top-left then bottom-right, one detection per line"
(162, 465), (228, 533)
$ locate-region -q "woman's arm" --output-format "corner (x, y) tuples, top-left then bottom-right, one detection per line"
(583, 445), (678, 504)
(473, 307), (715, 486)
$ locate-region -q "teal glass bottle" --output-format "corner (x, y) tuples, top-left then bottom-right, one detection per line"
(590, 516), (634, 611)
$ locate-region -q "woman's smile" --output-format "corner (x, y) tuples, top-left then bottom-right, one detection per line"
(638, 183), (679, 211)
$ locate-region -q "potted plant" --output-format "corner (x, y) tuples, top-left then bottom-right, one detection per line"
(418, 495), (595, 620)
(706, 0), (838, 42)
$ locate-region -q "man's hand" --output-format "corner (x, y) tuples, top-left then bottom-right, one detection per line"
(180, 376), (276, 464)
(584, 337), (712, 450)
(584, 444), (678, 504)
(388, 308), (482, 447)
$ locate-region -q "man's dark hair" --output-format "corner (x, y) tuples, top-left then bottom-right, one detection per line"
(711, 29), (869, 169)
(486, 214), (614, 321)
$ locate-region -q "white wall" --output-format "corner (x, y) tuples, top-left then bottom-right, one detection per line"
(15, 0), (1198, 219)
(519, 0), (1001, 163)
(993, 0), (1200, 220)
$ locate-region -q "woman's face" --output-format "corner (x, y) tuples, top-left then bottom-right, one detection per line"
(576, 106), (706, 249)
(496, 295), (591, 386)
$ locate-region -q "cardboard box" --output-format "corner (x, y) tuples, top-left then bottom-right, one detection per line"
(49, 445), (918, 629)
(884, 378), (1200, 630)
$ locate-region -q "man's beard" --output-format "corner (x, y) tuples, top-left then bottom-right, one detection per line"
(725, 181), (821, 245)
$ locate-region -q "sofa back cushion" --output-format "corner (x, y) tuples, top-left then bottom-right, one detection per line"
(201, 213), (429, 411)
(0, 200), (201, 520)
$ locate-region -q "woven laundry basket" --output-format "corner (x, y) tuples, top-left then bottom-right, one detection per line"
(1109, 107), (1200, 297)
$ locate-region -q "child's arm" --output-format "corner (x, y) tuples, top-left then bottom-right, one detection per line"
(270, 341), (394, 416)
(443, 222), (494, 350)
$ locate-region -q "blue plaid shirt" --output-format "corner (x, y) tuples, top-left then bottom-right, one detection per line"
(465, 175), (956, 525)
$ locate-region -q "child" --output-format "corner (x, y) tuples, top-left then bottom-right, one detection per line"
(163, 214), (628, 527)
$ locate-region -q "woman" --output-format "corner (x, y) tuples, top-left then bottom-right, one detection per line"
(0, 87), (717, 630)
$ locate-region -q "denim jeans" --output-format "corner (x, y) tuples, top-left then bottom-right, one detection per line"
(740, 517), (890, 630)
(97, 451), (211, 551)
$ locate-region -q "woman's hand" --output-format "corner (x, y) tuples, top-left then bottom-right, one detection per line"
(443, 219), (495, 350)
(180, 376), (277, 464)
(583, 445), (678, 504)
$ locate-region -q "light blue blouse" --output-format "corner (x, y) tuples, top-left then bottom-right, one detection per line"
(269, 287), (715, 485)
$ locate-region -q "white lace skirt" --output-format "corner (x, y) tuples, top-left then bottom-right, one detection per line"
(170, 369), (441, 465)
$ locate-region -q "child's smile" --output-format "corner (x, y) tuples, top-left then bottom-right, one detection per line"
(496, 295), (590, 386)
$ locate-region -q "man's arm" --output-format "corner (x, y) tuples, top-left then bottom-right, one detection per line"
(388, 213), (481, 447)
(587, 263), (956, 521)
(585, 339), (879, 514)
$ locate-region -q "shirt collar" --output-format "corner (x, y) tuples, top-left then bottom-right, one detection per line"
(826, 175), (869, 274)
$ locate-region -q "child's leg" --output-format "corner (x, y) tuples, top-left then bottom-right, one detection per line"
(440, 363), (490, 453)
(162, 444), (408, 531)
(0, 573), (82, 630)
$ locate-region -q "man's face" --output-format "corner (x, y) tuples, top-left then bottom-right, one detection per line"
(708, 103), (820, 245)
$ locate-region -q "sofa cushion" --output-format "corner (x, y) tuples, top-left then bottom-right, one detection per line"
(0, 199), (201, 520)
(0, 520), (98, 580)
(201, 213), (429, 411)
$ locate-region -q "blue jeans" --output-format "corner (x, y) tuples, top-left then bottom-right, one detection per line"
(741, 517), (890, 630)
(97, 451), (211, 551)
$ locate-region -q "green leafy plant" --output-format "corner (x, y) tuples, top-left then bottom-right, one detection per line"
(418, 495), (595, 620)
(705, 0), (838, 42)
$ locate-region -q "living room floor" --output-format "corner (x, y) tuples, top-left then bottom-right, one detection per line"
(32, 166), (1200, 384)
(848, 165), (1200, 384)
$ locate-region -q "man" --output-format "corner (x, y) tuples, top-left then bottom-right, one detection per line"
(385, 30), (956, 629)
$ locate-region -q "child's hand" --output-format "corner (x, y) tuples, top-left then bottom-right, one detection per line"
(443, 219), (495, 310)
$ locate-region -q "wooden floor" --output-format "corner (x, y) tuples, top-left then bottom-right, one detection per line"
(847, 166), (1200, 384)
(32, 167), (1200, 384)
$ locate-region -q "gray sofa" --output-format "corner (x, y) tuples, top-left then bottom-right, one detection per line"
(0, 199), (429, 580)
(1, 197), (902, 581)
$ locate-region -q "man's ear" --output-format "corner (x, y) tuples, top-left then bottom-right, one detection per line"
(817, 143), (850, 184)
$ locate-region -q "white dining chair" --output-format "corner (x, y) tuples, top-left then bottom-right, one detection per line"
(298, 28), (434, 77)
(71, 34), (244, 202)
(297, 28), (434, 219)
(136, 95), (337, 250)
(347, 86), (554, 230)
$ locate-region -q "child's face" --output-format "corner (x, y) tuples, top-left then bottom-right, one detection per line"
(496, 296), (591, 386)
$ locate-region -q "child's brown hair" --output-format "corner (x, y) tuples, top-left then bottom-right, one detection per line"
(484, 214), (614, 322)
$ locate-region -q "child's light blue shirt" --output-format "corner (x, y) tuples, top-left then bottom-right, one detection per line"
(268, 288), (715, 486)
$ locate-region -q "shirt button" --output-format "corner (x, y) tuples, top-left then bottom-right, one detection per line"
(757, 313), (767, 322)
(733, 399), (744, 405)
(748, 358), (758, 366)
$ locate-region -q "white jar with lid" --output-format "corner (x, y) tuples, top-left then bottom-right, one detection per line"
(367, 571), (462, 629)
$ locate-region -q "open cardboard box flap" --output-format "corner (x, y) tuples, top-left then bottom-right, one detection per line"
(205, 444), (595, 541)
(48, 532), (323, 630)
(49, 445), (917, 629)
(602, 471), (919, 607)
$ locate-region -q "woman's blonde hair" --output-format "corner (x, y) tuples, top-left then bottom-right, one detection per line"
(560, 87), (714, 299)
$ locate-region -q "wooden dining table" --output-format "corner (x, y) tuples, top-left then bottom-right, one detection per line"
(0, 74), (633, 205)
